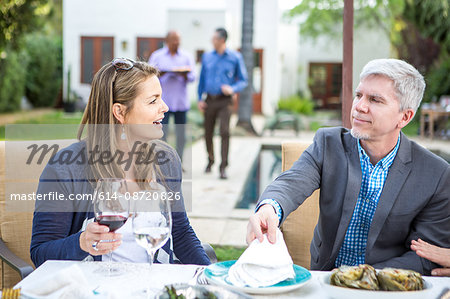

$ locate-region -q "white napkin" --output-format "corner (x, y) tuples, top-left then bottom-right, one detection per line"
(228, 229), (295, 287)
(21, 264), (94, 299)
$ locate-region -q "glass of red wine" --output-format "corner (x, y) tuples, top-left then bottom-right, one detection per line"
(93, 178), (129, 276)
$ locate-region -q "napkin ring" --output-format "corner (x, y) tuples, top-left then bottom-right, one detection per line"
(92, 241), (99, 251)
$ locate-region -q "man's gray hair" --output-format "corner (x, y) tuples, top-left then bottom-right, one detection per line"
(360, 59), (425, 113)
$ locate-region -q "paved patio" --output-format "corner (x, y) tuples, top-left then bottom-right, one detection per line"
(187, 115), (450, 247)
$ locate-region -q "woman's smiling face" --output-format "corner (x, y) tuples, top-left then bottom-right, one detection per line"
(121, 75), (168, 140)
(125, 75), (168, 125)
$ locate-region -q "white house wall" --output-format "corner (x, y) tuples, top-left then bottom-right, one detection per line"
(256, 0), (282, 116)
(353, 26), (391, 88)
(278, 22), (299, 101)
(297, 25), (391, 99)
(64, 0), (171, 101)
(64, 0), (299, 116)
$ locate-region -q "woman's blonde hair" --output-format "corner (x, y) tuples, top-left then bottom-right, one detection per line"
(79, 60), (159, 128)
(77, 59), (171, 187)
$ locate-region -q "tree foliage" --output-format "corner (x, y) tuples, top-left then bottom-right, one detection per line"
(403, 0), (450, 53)
(0, 48), (29, 112)
(0, 0), (61, 112)
(288, 0), (450, 99)
(424, 57), (450, 101)
(288, 0), (405, 40)
(288, 0), (448, 57)
(24, 34), (62, 107)
(0, 0), (50, 52)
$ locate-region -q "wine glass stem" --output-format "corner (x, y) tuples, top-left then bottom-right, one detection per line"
(146, 250), (155, 298)
(147, 250), (154, 267)
(108, 251), (113, 274)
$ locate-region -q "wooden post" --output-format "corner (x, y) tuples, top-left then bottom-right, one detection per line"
(237, 0), (257, 135)
(342, 0), (353, 129)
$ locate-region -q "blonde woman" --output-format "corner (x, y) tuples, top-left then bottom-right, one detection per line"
(31, 58), (210, 267)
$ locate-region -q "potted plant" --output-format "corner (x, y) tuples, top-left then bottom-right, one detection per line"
(63, 67), (76, 113)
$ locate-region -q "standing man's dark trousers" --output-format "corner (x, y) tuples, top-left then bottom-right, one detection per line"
(204, 94), (232, 173)
(162, 111), (187, 161)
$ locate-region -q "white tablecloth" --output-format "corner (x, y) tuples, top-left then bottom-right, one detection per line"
(15, 261), (450, 298)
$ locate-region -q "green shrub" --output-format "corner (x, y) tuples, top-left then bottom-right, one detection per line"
(0, 48), (29, 112)
(424, 57), (450, 102)
(278, 95), (314, 115)
(24, 34), (62, 107)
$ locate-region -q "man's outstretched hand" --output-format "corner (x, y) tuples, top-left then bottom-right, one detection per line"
(246, 204), (279, 245)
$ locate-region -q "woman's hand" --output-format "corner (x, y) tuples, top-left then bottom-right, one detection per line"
(411, 238), (450, 276)
(79, 222), (122, 256)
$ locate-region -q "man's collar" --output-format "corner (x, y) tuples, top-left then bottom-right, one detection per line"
(213, 48), (229, 55)
(395, 131), (412, 165)
(342, 128), (411, 166)
(357, 134), (401, 170)
(343, 128), (358, 153)
(164, 47), (179, 55)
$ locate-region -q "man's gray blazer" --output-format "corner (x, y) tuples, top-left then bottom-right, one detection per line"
(260, 127), (449, 275)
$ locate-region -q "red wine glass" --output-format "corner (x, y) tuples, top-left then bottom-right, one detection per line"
(93, 178), (129, 276)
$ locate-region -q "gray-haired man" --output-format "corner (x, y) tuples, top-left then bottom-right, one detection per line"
(247, 59), (449, 275)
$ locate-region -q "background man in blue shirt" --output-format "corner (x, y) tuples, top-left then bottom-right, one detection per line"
(198, 28), (248, 179)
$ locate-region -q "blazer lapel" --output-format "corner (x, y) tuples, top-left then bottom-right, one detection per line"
(365, 133), (412, 254)
(327, 134), (362, 267)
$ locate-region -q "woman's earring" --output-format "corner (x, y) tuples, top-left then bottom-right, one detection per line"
(121, 125), (126, 140)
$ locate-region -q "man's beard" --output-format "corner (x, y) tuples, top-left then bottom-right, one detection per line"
(351, 128), (370, 140)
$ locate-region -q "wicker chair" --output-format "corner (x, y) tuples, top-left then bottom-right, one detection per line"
(280, 142), (320, 269)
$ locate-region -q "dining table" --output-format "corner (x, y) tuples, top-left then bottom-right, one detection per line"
(420, 103), (450, 139)
(14, 260), (450, 298)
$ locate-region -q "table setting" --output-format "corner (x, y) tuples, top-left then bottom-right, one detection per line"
(8, 179), (450, 299)
(12, 260), (450, 298)
(12, 228), (450, 298)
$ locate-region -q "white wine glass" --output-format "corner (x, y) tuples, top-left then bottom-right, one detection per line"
(93, 178), (129, 276)
(132, 184), (172, 296)
(132, 187), (172, 267)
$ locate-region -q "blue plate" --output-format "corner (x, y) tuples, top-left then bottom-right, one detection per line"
(204, 261), (312, 294)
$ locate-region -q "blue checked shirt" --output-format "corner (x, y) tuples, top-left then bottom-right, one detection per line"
(335, 134), (401, 267)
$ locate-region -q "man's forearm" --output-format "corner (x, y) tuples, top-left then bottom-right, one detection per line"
(230, 80), (247, 94)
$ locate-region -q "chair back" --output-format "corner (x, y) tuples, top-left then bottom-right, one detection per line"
(280, 142), (320, 269)
(0, 139), (75, 287)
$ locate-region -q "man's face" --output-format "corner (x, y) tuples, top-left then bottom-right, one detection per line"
(212, 32), (223, 50)
(351, 75), (410, 142)
(166, 33), (180, 53)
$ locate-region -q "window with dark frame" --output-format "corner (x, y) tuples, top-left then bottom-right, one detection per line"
(196, 50), (205, 63)
(309, 62), (342, 109)
(80, 36), (114, 84)
(136, 37), (165, 62)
